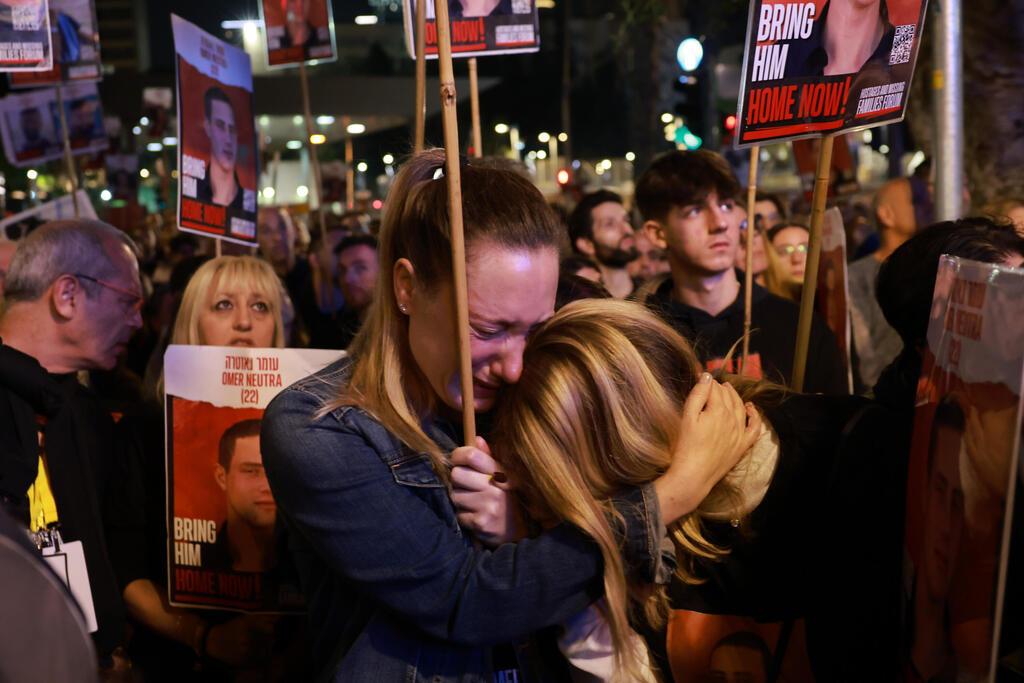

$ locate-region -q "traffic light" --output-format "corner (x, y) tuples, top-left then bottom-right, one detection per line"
(672, 75), (703, 139)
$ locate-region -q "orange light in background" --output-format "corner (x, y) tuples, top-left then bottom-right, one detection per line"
(309, 133), (326, 145)
(556, 169), (570, 185)
(724, 115), (737, 131)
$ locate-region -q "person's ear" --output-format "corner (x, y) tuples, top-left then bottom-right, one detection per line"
(393, 258), (416, 313)
(51, 274), (80, 320)
(214, 464), (227, 491)
(643, 220), (668, 249)
(574, 237), (596, 257)
(876, 203), (896, 231)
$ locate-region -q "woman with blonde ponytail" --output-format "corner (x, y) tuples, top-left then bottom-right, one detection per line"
(260, 150), (760, 682)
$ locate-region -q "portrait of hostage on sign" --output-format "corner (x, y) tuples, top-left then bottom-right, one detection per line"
(176, 65), (257, 241)
(56, 94), (102, 148)
(174, 14), (257, 245)
(7, 104), (58, 161)
(168, 398), (297, 611)
(422, 0), (522, 19)
(261, 0), (335, 66)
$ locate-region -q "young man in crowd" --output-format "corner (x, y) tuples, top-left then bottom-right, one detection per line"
(634, 149), (847, 394)
(566, 189), (638, 298)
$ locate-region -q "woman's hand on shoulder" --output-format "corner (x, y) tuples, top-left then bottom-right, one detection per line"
(655, 374), (761, 524)
(450, 437), (526, 547)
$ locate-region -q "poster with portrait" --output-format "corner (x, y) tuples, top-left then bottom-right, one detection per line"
(0, 0), (52, 71)
(814, 207), (852, 390)
(172, 14), (258, 247)
(904, 256), (1024, 681)
(402, 0), (540, 60)
(666, 611), (815, 682)
(734, 0), (928, 148)
(164, 345), (343, 611)
(0, 80), (105, 167)
(0, 189), (95, 241)
(9, 0), (99, 87)
(105, 153), (137, 200)
(260, 0), (336, 68)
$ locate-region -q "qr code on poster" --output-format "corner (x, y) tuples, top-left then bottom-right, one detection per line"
(889, 24), (915, 65)
(511, 0), (531, 13)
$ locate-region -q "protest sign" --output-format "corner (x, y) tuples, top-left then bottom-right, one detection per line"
(403, 0), (540, 60)
(0, 80), (105, 166)
(666, 612), (815, 682)
(9, 0), (99, 87)
(0, 189), (95, 241)
(814, 207), (851, 390)
(734, 0), (928, 147)
(172, 14), (258, 248)
(904, 256), (1024, 681)
(0, 0), (52, 71)
(164, 345), (343, 611)
(260, 0), (336, 68)
(105, 153), (137, 200)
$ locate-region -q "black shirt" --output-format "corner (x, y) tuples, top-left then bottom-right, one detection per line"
(644, 272), (848, 395)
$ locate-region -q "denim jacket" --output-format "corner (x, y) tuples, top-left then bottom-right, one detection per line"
(261, 356), (671, 682)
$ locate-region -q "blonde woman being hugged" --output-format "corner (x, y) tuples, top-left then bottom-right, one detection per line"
(490, 299), (905, 681)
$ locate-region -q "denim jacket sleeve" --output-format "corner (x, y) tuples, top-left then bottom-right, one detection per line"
(261, 382), (671, 647)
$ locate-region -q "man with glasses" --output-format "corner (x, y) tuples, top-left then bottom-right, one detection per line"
(0, 219), (146, 675)
(635, 149), (846, 393)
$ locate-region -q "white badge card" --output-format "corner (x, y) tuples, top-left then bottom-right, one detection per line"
(42, 540), (98, 633)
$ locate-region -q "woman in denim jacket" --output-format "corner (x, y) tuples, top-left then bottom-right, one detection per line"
(260, 150), (759, 682)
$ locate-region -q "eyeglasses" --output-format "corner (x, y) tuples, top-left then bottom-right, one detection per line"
(775, 244), (808, 256)
(73, 273), (144, 315)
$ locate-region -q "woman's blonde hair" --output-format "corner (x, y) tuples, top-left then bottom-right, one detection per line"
(492, 298), (781, 681)
(333, 149), (563, 481)
(170, 255), (285, 347)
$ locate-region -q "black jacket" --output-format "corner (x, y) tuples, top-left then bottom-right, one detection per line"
(0, 342), (147, 656)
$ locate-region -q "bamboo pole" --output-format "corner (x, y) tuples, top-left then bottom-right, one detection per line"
(740, 145), (760, 377)
(468, 57), (482, 158)
(433, 0), (475, 445)
(345, 138), (354, 210)
(298, 61), (326, 239)
(215, 238), (222, 257)
(790, 134), (835, 392)
(53, 85), (80, 217)
(414, 0), (427, 153)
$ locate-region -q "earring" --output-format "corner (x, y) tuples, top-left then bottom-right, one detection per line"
(399, 303), (408, 313)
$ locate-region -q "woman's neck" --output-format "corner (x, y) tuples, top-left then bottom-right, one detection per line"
(823, 1), (885, 75)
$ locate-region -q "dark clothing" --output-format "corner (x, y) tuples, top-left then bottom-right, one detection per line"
(0, 341), (147, 657)
(650, 394), (907, 681)
(644, 273), (848, 394)
(195, 171), (245, 211)
(280, 256), (352, 349)
(784, 0), (896, 80)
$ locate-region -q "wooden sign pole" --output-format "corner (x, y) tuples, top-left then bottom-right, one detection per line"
(740, 145), (760, 377)
(53, 85), (80, 217)
(433, 0), (476, 445)
(468, 57), (482, 158)
(790, 134), (835, 392)
(414, 0), (427, 153)
(298, 61), (326, 239)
